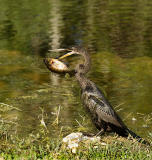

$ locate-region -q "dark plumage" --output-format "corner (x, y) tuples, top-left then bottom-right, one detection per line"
(59, 47), (150, 145)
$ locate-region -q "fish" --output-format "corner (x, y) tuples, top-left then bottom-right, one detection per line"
(43, 58), (69, 73)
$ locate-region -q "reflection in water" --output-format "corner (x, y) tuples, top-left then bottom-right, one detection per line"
(0, 50), (152, 138)
(1, 0), (152, 56)
(0, 0), (152, 138)
(49, 0), (62, 50)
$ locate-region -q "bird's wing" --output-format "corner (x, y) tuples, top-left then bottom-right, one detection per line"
(82, 91), (124, 128)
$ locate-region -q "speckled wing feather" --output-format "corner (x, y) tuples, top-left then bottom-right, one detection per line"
(82, 90), (124, 128)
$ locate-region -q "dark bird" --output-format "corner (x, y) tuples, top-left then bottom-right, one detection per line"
(56, 47), (150, 145)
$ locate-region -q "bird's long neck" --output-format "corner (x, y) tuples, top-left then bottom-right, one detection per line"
(82, 50), (91, 74)
(75, 50), (91, 90)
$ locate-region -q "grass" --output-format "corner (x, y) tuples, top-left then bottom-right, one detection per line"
(0, 103), (152, 160)
(0, 135), (152, 160)
(0, 121), (152, 160)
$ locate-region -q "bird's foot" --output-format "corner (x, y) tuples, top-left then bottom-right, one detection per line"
(95, 129), (104, 137)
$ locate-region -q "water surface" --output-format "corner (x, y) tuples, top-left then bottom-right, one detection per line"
(0, 0), (152, 139)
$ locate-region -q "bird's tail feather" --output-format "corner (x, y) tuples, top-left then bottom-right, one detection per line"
(126, 128), (151, 146)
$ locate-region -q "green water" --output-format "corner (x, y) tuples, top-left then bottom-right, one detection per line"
(0, 0), (152, 138)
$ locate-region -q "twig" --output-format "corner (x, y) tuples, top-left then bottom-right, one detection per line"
(0, 102), (22, 111)
(75, 119), (83, 127)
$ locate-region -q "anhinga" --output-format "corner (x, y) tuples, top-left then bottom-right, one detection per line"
(53, 47), (150, 145)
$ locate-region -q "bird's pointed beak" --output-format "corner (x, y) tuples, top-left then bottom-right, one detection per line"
(49, 48), (71, 52)
(59, 51), (75, 60)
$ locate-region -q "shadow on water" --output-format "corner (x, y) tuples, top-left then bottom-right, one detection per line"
(0, 0), (152, 139)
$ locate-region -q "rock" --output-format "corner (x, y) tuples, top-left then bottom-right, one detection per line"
(62, 132), (102, 153)
(132, 117), (137, 121)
